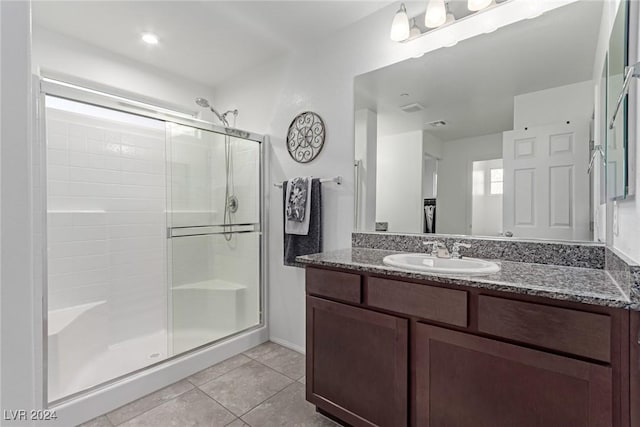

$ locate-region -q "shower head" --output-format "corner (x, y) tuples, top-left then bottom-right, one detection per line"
(195, 97), (210, 108)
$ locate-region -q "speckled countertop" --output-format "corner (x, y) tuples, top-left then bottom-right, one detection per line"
(297, 248), (631, 309)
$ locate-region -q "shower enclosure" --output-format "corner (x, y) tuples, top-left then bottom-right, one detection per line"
(39, 79), (264, 403)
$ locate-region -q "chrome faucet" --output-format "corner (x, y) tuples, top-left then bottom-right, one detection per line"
(422, 241), (439, 257)
(423, 241), (450, 258)
(451, 242), (471, 259)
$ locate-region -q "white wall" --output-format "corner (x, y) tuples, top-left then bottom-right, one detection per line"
(513, 80), (594, 129)
(32, 26), (215, 119)
(354, 109), (377, 231)
(471, 159), (504, 236)
(376, 130), (423, 233)
(423, 130), (444, 159)
(437, 133), (503, 235)
(423, 158), (437, 199)
(1, 0), (39, 419)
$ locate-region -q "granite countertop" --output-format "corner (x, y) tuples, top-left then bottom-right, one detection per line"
(297, 248), (631, 309)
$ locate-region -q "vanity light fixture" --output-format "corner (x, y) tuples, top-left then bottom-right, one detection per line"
(425, 0), (447, 29)
(390, 3), (410, 42)
(468, 0), (493, 12)
(141, 33), (159, 45)
(409, 18), (422, 38)
(445, 1), (456, 25)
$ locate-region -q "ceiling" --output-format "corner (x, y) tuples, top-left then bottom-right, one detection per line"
(32, 1), (393, 88)
(355, 1), (604, 141)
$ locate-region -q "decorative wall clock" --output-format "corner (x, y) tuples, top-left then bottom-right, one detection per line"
(286, 111), (325, 163)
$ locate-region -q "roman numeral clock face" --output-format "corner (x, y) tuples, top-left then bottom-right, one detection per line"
(287, 111), (326, 163)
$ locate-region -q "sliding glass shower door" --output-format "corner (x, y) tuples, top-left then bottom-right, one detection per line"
(167, 123), (261, 354)
(42, 80), (263, 404)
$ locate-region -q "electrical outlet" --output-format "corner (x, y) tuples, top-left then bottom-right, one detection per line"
(613, 201), (619, 236)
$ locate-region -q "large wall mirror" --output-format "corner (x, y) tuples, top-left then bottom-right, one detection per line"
(354, 0), (632, 242)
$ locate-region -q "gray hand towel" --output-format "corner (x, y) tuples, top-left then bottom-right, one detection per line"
(283, 178), (322, 267)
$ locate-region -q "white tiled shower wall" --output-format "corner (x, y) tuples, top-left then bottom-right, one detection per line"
(46, 104), (168, 344)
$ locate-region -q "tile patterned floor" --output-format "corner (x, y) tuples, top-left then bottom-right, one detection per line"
(79, 342), (338, 427)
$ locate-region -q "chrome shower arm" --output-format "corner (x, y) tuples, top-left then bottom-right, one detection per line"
(209, 106), (229, 126)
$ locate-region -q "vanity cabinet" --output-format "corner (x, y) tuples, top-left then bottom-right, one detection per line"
(305, 266), (630, 427)
(632, 310), (640, 427)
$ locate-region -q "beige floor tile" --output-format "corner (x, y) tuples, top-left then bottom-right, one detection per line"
(241, 382), (337, 427)
(119, 389), (235, 427)
(252, 345), (305, 380)
(199, 360), (293, 416)
(78, 415), (113, 427)
(106, 379), (194, 425)
(188, 354), (252, 386)
(242, 341), (281, 360)
(225, 418), (249, 427)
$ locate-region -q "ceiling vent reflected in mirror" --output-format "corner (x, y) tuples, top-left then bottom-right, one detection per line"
(427, 120), (447, 127)
(400, 103), (425, 113)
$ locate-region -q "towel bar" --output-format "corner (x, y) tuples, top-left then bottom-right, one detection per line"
(273, 176), (342, 188)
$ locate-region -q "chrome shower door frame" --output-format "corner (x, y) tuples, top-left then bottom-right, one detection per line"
(36, 77), (267, 408)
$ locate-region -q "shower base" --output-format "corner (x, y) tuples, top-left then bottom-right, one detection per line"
(49, 329), (167, 402)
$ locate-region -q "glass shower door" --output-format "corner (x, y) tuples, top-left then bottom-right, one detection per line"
(167, 123), (261, 355)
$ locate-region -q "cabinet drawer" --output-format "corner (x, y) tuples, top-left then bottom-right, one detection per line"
(478, 295), (611, 362)
(367, 277), (467, 327)
(306, 268), (361, 304)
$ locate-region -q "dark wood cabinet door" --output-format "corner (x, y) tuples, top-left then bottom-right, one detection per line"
(306, 296), (408, 427)
(632, 310), (640, 427)
(415, 323), (612, 427)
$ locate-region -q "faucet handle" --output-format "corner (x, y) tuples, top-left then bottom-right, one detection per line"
(451, 242), (471, 259)
(422, 241), (439, 256)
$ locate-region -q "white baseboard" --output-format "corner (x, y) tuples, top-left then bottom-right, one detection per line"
(269, 336), (305, 354)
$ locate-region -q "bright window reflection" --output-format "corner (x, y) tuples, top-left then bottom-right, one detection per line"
(490, 168), (503, 195)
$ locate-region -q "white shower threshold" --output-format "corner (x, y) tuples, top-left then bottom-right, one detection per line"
(51, 330), (168, 402)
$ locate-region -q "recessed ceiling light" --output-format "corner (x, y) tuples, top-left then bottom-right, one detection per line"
(141, 33), (159, 45)
(400, 93), (410, 97)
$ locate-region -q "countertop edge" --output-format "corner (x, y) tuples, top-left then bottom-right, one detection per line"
(297, 250), (632, 310)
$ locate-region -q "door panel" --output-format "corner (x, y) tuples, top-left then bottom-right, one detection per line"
(503, 122), (589, 240)
(306, 296), (408, 427)
(416, 323), (612, 427)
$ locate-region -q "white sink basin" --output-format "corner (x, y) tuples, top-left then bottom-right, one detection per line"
(382, 253), (500, 276)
